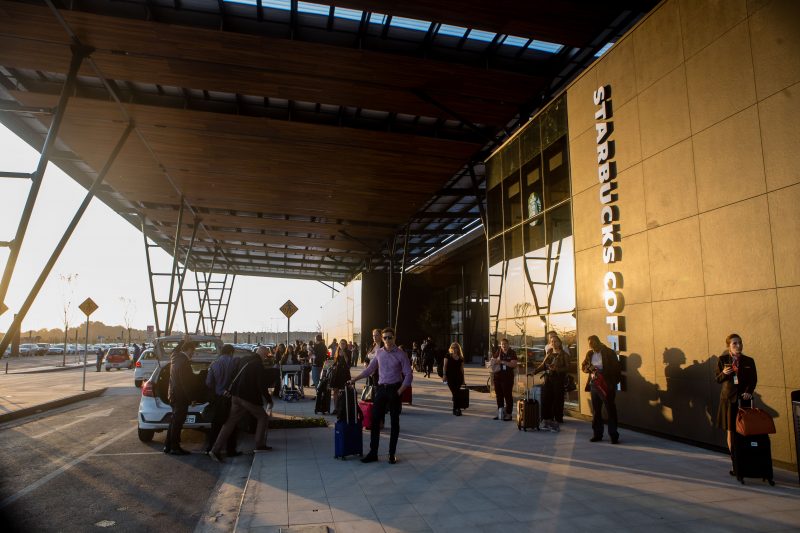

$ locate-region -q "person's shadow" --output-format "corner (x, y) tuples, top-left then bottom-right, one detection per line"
(620, 352), (663, 428)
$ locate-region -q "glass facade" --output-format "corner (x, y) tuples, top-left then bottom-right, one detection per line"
(485, 95), (579, 407)
(320, 276), (362, 351)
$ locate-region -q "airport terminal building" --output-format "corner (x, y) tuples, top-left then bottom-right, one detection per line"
(323, 0), (800, 468)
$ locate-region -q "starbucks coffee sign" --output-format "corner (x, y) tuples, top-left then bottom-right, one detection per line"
(594, 85), (624, 352)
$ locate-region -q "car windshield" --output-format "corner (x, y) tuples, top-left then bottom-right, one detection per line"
(160, 340), (220, 357)
(108, 348), (127, 355)
(142, 351), (158, 360)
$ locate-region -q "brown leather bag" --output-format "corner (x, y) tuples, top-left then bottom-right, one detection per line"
(736, 400), (776, 436)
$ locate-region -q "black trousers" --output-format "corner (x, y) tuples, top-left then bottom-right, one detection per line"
(541, 372), (565, 422)
(423, 359), (434, 376)
(205, 395), (238, 453)
(167, 400), (189, 450)
(590, 385), (618, 440)
(447, 375), (464, 411)
(370, 383), (402, 456)
(493, 372), (514, 415)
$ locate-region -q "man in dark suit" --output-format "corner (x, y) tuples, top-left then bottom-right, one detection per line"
(581, 335), (622, 444)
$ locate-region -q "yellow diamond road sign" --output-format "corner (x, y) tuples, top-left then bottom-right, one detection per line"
(280, 300), (298, 319)
(79, 297), (99, 316)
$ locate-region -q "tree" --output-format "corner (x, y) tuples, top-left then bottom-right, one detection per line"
(119, 297), (136, 344)
(59, 273), (78, 365)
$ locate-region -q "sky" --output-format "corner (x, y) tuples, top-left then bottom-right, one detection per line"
(0, 123), (332, 335)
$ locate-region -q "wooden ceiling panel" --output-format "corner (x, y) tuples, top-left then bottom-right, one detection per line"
(0, 1), (546, 126)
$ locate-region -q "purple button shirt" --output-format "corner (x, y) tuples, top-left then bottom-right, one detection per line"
(358, 345), (412, 388)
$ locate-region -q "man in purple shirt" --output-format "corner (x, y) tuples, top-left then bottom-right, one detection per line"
(348, 326), (412, 464)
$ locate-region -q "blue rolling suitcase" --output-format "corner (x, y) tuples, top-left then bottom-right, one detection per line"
(334, 385), (363, 459)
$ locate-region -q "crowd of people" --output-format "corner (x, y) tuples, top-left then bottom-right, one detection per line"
(161, 328), (759, 479)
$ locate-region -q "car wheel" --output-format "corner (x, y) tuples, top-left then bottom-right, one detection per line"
(137, 427), (155, 442)
(105, 367), (110, 372)
(135, 380), (142, 388)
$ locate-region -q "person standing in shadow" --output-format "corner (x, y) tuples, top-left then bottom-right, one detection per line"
(581, 335), (621, 444)
(715, 333), (757, 475)
(165, 338), (197, 455)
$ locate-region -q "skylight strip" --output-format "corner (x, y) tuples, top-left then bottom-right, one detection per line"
(335, 7), (363, 21)
(469, 29), (498, 43)
(369, 13), (387, 24)
(438, 24), (467, 38)
(503, 35), (529, 48)
(297, 1), (329, 16)
(390, 16), (431, 32)
(263, 0), (290, 8)
(595, 42), (614, 57)
(530, 40), (563, 53)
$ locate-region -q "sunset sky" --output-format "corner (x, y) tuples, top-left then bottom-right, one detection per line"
(0, 123), (332, 335)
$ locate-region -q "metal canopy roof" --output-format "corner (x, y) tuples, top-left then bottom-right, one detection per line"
(0, 0), (656, 283)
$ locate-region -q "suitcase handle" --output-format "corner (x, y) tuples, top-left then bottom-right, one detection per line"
(737, 396), (755, 409)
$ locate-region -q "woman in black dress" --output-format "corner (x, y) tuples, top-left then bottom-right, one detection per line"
(715, 333), (757, 469)
(443, 342), (466, 416)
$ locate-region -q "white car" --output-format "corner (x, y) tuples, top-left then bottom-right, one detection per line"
(104, 346), (133, 370)
(48, 346), (65, 355)
(137, 335), (224, 443)
(133, 348), (162, 388)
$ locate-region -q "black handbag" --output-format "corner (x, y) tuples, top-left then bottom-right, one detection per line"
(360, 384), (375, 402)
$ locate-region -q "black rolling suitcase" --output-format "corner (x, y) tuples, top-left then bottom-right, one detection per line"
(517, 373), (539, 431)
(456, 385), (469, 410)
(732, 400), (775, 486)
(315, 379), (331, 414)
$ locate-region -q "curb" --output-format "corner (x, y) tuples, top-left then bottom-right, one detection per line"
(5, 362), (93, 375)
(0, 387), (108, 424)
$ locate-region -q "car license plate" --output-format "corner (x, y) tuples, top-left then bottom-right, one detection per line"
(186, 415), (196, 424)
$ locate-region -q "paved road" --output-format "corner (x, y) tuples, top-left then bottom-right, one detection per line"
(0, 370), (239, 532)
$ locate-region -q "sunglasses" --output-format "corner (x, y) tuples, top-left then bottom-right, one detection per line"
(382, 335), (394, 340)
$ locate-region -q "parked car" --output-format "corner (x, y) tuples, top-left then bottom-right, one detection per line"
(137, 335), (224, 442)
(19, 343), (38, 356)
(48, 346), (65, 355)
(104, 347), (133, 371)
(35, 343), (49, 356)
(133, 348), (161, 388)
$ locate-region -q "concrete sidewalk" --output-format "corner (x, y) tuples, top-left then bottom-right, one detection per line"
(235, 367), (800, 533)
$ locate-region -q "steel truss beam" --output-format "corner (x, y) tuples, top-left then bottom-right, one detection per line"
(0, 42), (92, 318)
(191, 269), (235, 336)
(0, 121), (133, 357)
(141, 205), (199, 337)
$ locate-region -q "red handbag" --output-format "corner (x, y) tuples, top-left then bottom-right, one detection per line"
(735, 400), (776, 436)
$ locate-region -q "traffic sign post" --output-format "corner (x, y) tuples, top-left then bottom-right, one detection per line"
(280, 300), (298, 346)
(79, 298), (98, 391)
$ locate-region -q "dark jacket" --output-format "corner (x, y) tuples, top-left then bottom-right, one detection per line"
(230, 355), (272, 406)
(581, 345), (621, 387)
(168, 351), (194, 405)
(329, 357), (351, 389)
(313, 342), (328, 367)
(535, 350), (568, 375)
(716, 352), (757, 403)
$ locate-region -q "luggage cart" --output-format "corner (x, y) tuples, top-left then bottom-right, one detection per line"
(278, 364), (304, 401)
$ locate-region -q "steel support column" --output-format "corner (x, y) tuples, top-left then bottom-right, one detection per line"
(194, 248), (219, 334)
(141, 218), (162, 338)
(168, 219), (199, 335)
(394, 225), (411, 332)
(217, 274), (236, 336)
(163, 202), (185, 333)
(0, 43), (93, 315)
(0, 122), (133, 357)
